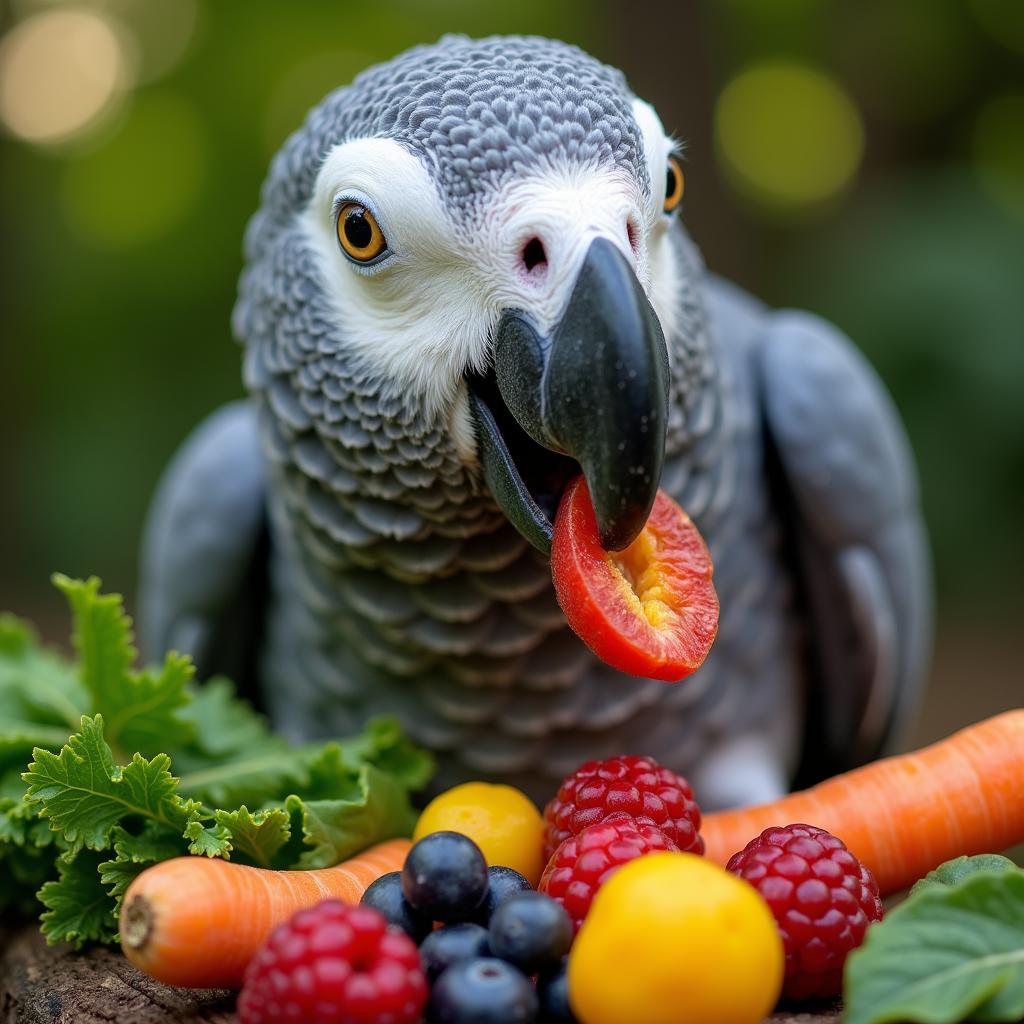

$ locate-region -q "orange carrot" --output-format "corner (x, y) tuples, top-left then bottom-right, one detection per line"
(120, 838), (410, 988)
(702, 710), (1024, 896)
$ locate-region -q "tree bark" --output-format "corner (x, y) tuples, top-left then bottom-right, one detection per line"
(0, 928), (234, 1024)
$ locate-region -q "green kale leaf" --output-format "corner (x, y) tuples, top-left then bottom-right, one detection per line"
(23, 715), (198, 855)
(0, 576), (432, 946)
(39, 849), (120, 947)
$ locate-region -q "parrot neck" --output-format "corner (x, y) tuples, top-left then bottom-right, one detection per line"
(662, 225), (720, 461)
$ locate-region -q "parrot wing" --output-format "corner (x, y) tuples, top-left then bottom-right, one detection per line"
(755, 311), (932, 783)
(138, 400), (269, 687)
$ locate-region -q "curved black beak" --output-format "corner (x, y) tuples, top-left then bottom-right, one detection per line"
(468, 238), (670, 554)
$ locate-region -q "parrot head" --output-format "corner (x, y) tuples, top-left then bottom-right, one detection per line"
(238, 35), (700, 554)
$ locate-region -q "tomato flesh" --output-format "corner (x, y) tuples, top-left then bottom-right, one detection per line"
(551, 476), (719, 681)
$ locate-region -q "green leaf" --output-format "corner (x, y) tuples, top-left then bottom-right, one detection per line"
(910, 854), (1019, 896)
(108, 652), (195, 759)
(176, 742), (311, 807)
(107, 822), (186, 866)
(336, 717), (434, 793)
(184, 819), (233, 857)
(0, 614), (35, 656)
(174, 718), (431, 825)
(1, 847), (55, 913)
(845, 869), (1024, 1024)
(0, 612), (88, 768)
(1, 577), (434, 945)
(288, 761), (417, 870)
(52, 575), (194, 757)
(0, 773), (24, 804)
(214, 806), (292, 868)
(53, 575), (136, 714)
(98, 823), (185, 909)
(0, 793), (43, 846)
(0, 722), (79, 759)
(96, 858), (148, 909)
(22, 715), (192, 854)
(1, 794), (61, 857)
(176, 676), (279, 762)
(0, 795), (60, 912)
(39, 849), (118, 947)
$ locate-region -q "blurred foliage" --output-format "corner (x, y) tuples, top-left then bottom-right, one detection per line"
(0, 0), (1021, 627)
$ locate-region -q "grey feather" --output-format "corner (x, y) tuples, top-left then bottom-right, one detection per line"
(755, 311), (932, 775)
(139, 401), (267, 681)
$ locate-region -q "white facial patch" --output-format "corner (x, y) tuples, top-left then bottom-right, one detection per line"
(303, 117), (684, 464)
(303, 138), (486, 429)
(632, 97), (684, 344)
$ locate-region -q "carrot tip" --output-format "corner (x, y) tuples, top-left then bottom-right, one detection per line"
(121, 894), (152, 951)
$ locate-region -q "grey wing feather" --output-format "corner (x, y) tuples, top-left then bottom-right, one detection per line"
(138, 400), (268, 683)
(756, 311), (932, 779)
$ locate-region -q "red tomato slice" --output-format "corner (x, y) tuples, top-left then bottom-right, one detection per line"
(551, 476), (719, 681)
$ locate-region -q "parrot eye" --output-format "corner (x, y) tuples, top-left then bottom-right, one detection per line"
(664, 156), (684, 214)
(336, 201), (388, 264)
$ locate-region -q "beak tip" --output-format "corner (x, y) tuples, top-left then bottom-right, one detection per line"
(595, 504), (651, 552)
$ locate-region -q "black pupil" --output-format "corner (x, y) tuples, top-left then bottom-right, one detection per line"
(344, 208), (373, 250)
(666, 164), (678, 203)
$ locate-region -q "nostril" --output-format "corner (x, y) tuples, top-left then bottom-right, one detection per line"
(626, 218), (639, 254)
(522, 237), (547, 273)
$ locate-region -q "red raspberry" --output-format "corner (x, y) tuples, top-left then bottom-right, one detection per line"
(237, 900), (428, 1024)
(542, 754), (703, 861)
(538, 818), (677, 933)
(727, 824), (883, 1001)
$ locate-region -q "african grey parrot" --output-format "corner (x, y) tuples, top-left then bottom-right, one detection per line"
(139, 35), (931, 809)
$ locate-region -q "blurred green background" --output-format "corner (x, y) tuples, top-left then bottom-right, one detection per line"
(1, 0), (1021, 738)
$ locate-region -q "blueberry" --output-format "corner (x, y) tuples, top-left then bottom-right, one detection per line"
(402, 832), (489, 922)
(537, 961), (577, 1023)
(427, 957), (538, 1024)
(473, 865), (534, 924)
(488, 892), (572, 975)
(360, 870), (432, 942)
(419, 922), (491, 982)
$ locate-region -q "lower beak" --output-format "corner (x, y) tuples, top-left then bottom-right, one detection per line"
(468, 237), (670, 554)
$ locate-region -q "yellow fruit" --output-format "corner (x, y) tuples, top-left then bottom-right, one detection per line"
(413, 782), (545, 886)
(568, 852), (783, 1024)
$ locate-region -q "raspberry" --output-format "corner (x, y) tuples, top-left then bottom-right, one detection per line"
(727, 824), (883, 1001)
(542, 754), (703, 861)
(538, 818), (676, 933)
(236, 900), (428, 1024)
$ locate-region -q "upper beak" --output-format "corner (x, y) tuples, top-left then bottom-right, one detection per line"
(468, 237), (670, 554)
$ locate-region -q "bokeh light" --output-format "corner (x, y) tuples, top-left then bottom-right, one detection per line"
(99, 0), (201, 84)
(972, 93), (1024, 221)
(714, 60), (865, 215)
(0, 8), (130, 145)
(61, 92), (205, 247)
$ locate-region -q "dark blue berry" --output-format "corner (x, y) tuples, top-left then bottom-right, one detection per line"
(360, 870), (432, 942)
(402, 832), (489, 922)
(419, 923), (491, 983)
(473, 865), (534, 924)
(488, 892), (572, 975)
(427, 958), (538, 1024)
(538, 960), (577, 1023)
